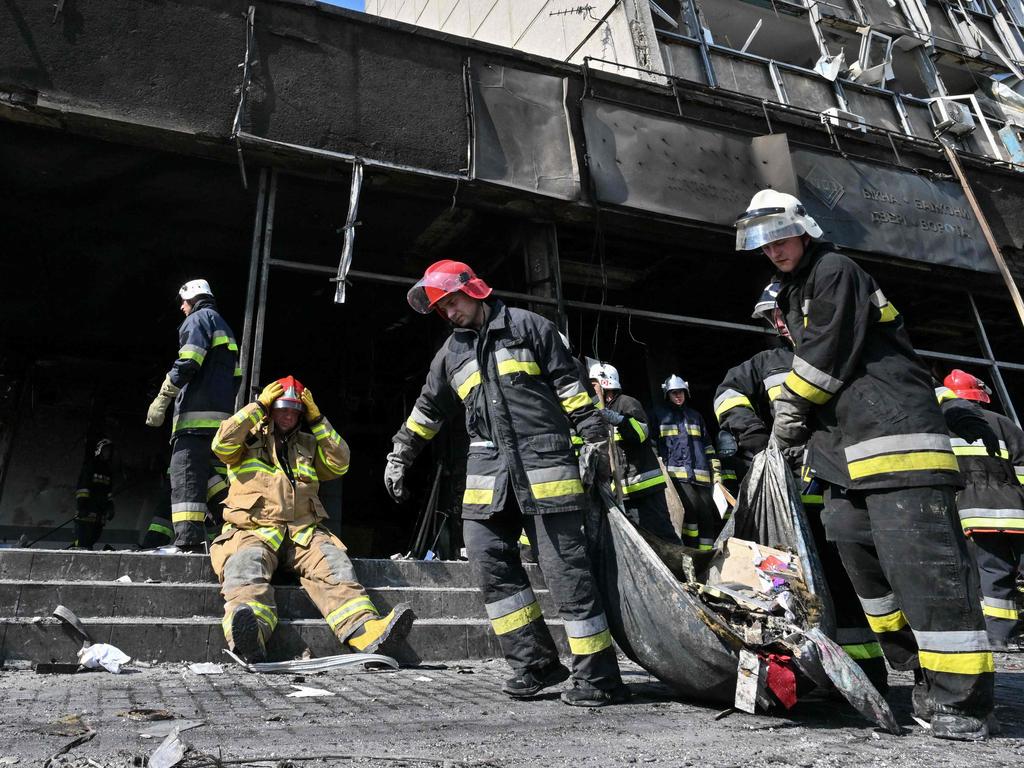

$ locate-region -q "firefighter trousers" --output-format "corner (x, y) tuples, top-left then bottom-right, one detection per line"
(673, 480), (721, 551)
(823, 484), (994, 718)
(210, 525), (378, 652)
(73, 512), (105, 550)
(462, 503), (622, 691)
(622, 490), (682, 545)
(167, 434), (228, 547)
(969, 533), (1023, 647)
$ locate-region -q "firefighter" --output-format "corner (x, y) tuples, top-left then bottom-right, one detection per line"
(385, 260), (628, 707)
(713, 283), (888, 689)
(942, 370), (1024, 650)
(210, 376), (413, 661)
(588, 363), (681, 545)
(72, 438), (114, 550)
(735, 190), (994, 740)
(145, 279), (240, 551)
(652, 374), (721, 549)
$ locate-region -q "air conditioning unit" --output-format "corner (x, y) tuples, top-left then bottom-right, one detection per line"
(821, 107), (867, 132)
(929, 98), (977, 136)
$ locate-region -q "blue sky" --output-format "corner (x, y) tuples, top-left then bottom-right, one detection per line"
(322, 0), (365, 9)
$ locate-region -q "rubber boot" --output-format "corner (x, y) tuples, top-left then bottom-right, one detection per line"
(347, 603), (415, 656)
(560, 681), (632, 708)
(230, 606), (265, 663)
(931, 712), (996, 741)
(501, 660), (571, 698)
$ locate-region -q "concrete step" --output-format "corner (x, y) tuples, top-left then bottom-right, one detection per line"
(0, 580), (560, 621)
(0, 549), (545, 588)
(0, 615), (569, 663)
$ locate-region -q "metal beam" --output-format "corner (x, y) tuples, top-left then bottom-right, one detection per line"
(235, 168), (269, 410)
(251, 169), (278, 395)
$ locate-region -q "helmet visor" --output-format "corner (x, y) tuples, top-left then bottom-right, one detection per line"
(406, 271), (473, 314)
(735, 217), (808, 252)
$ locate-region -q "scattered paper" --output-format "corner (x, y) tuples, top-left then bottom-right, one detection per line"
(78, 643), (131, 673)
(148, 728), (186, 768)
(712, 483), (730, 518)
(413, 675), (433, 682)
(140, 720), (204, 739)
(286, 685), (335, 698)
(188, 663), (223, 675)
(115, 575), (132, 583)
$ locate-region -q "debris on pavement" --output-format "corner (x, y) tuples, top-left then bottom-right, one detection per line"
(187, 663), (223, 675)
(286, 685), (335, 698)
(147, 728), (186, 768)
(35, 663), (83, 674)
(78, 643), (130, 673)
(52, 605), (91, 647)
(222, 648), (399, 674)
(117, 709), (175, 722)
(114, 575), (132, 583)
(140, 720), (205, 739)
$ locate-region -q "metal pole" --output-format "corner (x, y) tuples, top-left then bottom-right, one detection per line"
(251, 169), (278, 396)
(235, 168), (268, 410)
(941, 142), (1024, 332)
(968, 291), (1020, 426)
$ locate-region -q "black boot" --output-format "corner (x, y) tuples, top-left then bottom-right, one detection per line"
(560, 681), (631, 708)
(502, 661), (571, 698)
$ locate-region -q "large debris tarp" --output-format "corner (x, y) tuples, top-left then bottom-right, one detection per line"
(586, 441), (899, 732)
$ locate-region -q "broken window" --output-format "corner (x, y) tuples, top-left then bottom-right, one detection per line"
(696, 0), (822, 68)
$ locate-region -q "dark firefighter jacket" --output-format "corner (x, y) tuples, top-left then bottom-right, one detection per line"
(714, 346), (793, 460)
(776, 243), (960, 491)
(394, 300), (605, 520)
(653, 403), (720, 486)
(606, 393), (667, 499)
(937, 388), (1024, 535)
(166, 298), (242, 438)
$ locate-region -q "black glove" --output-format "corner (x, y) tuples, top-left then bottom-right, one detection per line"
(384, 442), (419, 502)
(599, 409), (625, 426)
(952, 414), (1002, 459)
(742, 431), (770, 456)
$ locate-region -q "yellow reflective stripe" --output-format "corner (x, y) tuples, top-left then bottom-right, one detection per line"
(660, 426), (680, 437)
(801, 494), (824, 505)
(767, 385), (783, 402)
(253, 526), (284, 551)
(878, 303), (900, 323)
(628, 418), (647, 442)
(561, 392), (592, 413)
(497, 359), (541, 377)
(531, 479), (584, 500)
(406, 415), (438, 440)
(326, 596), (376, 630)
(179, 350), (205, 364)
(172, 511), (207, 523)
(953, 445), (1011, 459)
(848, 451), (959, 480)
(148, 522), (173, 537)
(457, 370), (482, 400)
(567, 629), (613, 656)
(961, 517), (1024, 531)
(622, 474), (667, 494)
(491, 601), (543, 635)
(918, 650), (994, 675)
(463, 488), (494, 505)
(247, 600), (278, 631)
(784, 372), (832, 405)
(292, 524), (315, 547)
(982, 604), (1020, 620)
(211, 437), (240, 459)
(842, 642), (884, 660)
(518, 532), (531, 546)
(865, 609), (908, 634)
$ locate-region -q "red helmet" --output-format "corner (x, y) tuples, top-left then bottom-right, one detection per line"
(943, 369), (992, 404)
(407, 260), (492, 314)
(273, 375), (305, 411)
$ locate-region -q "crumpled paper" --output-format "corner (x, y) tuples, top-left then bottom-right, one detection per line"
(78, 643), (131, 673)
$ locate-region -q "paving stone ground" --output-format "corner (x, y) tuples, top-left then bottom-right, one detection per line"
(2, 655), (1023, 767)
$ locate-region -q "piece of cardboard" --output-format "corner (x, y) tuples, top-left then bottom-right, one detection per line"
(708, 537), (803, 591)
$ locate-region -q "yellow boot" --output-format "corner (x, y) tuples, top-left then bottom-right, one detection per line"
(347, 602), (415, 655)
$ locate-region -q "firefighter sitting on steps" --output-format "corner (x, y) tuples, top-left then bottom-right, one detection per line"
(211, 376), (414, 662)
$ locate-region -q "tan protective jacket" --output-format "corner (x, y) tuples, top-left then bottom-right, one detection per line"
(212, 402), (350, 540)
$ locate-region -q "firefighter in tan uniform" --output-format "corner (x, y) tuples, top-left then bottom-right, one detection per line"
(211, 376), (414, 661)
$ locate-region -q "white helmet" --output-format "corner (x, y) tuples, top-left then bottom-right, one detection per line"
(735, 189), (822, 251)
(589, 362), (621, 391)
(661, 374), (688, 395)
(179, 279), (213, 301)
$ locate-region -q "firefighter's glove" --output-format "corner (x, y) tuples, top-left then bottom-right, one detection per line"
(385, 442), (417, 503)
(955, 417), (1002, 459)
(257, 381), (285, 410)
(301, 388), (321, 423)
(579, 440), (611, 488)
(145, 377), (181, 427)
(599, 409), (625, 427)
(772, 396), (810, 449)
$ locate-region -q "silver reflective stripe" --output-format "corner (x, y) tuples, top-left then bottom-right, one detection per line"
(912, 630), (990, 653)
(950, 437), (1007, 450)
(451, 359), (480, 390)
(177, 410), (232, 422)
(485, 588), (536, 620)
(494, 347), (537, 366)
(410, 406), (442, 432)
(869, 289), (889, 309)
(858, 592), (899, 616)
(564, 614), (609, 638)
(557, 380), (587, 400)
(179, 343), (207, 358)
(527, 466), (579, 484)
(959, 507), (1024, 520)
(982, 596), (1018, 611)
(171, 502), (208, 512)
(469, 440), (495, 449)
(624, 468), (663, 486)
(793, 355), (844, 393)
(835, 627), (876, 645)
(763, 372), (787, 390)
(845, 433), (952, 462)
(802, 299), (811, 315)
(465, 474), (496, 490)
(667, 466), (690, 476)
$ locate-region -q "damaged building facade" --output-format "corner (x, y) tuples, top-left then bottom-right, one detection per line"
(3, 0), (1024, 555)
